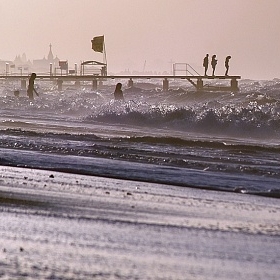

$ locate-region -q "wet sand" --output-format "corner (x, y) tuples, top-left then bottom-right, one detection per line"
(0, 166), (279, 279)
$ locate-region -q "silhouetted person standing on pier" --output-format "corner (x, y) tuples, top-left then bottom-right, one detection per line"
(225, 55), (231, 76)
(203, 54), (209, 76)
(114, 82), (124, 101)
(211, 55), (218, 76)
(27, 73), (39, 100)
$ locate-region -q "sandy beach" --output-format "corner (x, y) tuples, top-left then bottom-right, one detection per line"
(0, 165), (279, 279)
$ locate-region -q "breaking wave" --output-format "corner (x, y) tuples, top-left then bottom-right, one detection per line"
(86, 99), (280, 139)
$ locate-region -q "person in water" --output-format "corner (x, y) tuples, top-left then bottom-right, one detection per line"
(114, 82), (124, 101)
(27, 73), (39, 100)
(203, 54), (209, 76)
(225, 55), (231, 76)
(211, 55), (218, 76)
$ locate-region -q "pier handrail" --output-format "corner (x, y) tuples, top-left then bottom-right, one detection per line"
(186, 64), (201, 76)
(172, 63), (201, 77)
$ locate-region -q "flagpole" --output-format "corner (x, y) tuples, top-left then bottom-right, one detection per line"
(103, 37), (107, 75)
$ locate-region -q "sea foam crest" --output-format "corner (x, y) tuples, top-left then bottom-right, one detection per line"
(86, 99), (280, 138)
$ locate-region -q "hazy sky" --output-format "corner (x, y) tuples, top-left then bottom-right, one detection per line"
(0, 0), (279, 79)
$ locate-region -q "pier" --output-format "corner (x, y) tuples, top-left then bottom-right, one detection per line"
(0, 74), (241, 91)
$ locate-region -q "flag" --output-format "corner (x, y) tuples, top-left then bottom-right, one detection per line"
(91, 35), (104, 53)
(10, 64), (15, 68)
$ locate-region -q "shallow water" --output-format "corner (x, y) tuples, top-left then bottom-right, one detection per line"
(0, 78), (280, 197)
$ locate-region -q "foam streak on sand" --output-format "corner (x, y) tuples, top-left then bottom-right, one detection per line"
(0, 166), (279, 280)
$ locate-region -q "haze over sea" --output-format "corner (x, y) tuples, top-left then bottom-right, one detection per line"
(0, 78), (279, 197)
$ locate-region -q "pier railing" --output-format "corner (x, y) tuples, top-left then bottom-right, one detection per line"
(173, 63), (201, 76)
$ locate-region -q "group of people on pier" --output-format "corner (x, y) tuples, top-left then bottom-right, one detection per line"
(203, 54), (231, 76)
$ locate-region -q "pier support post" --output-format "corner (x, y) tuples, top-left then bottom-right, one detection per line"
(128, 78), (133, 88)
(231, 78), (238, 91)
(92, 79), (97, 90)
(21, 79), (26, 89)
(197, 78), (203, 90)
(50, 63), (53, 76)
(57, 79), (63, 91)
(163, 78), (169, 91)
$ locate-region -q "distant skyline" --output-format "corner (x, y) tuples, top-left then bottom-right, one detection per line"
(0, 0), (279, 79)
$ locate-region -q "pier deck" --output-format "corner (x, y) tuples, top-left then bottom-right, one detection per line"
(0, 75), (241, 91)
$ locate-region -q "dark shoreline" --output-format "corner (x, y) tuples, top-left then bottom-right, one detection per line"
(1, 158), (280, 199)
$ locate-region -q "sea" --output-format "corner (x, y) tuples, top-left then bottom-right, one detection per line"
(0, 77), (280, 198)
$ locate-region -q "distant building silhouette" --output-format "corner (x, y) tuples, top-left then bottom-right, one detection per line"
(33, 44), (60, 73)
(0, 60), (13, 74)
(13, 53), (32, 74)
(0, 44), (60, 75)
